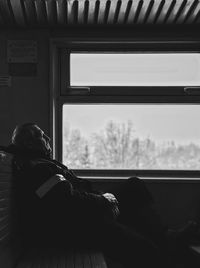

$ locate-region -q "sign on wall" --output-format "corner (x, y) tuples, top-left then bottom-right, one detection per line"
(7, 40), (37, 76)
(7, 40), (37, 63)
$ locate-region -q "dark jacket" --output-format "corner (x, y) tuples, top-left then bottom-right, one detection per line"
(11, 152), (114, 247)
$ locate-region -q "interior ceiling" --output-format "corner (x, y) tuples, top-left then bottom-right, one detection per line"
(0, 0), (199, 27)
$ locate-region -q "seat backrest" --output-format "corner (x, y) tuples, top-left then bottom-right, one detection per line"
(0, 152), (110, 268)
(0, 152), (21, 268)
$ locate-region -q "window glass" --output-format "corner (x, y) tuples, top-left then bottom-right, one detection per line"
(63, 104), (200, 170)
(70, 53), (200, 86)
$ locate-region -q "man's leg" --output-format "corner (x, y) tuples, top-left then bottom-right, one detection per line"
(99, 221), (166, 268)
(111, 177), (167, 246)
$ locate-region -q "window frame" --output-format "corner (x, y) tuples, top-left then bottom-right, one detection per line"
(51, 38), (200, 178)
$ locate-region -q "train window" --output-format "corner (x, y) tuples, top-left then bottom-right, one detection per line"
(70, 53), (200, 87)
(56, 44), (200, 178)
(63, 104), (200, 171)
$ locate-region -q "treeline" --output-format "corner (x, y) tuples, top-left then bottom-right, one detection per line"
(63, 121), (200, 170)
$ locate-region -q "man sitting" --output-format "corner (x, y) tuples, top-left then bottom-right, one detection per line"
(3, 123), (196, 268)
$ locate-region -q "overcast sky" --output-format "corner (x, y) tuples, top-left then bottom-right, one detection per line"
(63, 104), (200, 145)
(71, 53), (200, 86)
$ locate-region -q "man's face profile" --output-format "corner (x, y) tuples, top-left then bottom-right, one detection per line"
(12, 123), (52, 157)
(33, 125), (52, 156)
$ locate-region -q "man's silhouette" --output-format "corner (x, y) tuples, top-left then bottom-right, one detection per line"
(5, 123), (179, 267)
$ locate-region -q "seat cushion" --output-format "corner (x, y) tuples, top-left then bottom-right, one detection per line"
(16, 248), (108, 268)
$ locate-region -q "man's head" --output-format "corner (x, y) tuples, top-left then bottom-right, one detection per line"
(11, 123), (52, 158)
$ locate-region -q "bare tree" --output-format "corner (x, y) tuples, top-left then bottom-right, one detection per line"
(63, 121), (200, 170)
(63, 125), (90, 168)
(92, 121), (138, 169)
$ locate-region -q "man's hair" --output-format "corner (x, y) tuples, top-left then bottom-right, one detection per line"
(12, 123), (38, 148)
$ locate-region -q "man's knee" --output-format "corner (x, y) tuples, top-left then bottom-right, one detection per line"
(127, 176), (143, 185)
(125, 176), (154, 203)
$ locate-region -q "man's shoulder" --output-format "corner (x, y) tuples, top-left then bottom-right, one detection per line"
(29, 158), (56, 170)
(29, 158), (69, 175)
(25, 158), (58, 185)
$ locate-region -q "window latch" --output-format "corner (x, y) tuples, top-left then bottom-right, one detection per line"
(184, 87), (200, 95)
(67, 86), (91, 95)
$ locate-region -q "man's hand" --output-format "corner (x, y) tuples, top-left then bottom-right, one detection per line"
(103, 193), (118, 204)
(102, 193), (120, 219)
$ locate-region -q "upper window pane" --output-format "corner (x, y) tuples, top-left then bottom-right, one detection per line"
(70, 53), (200, 86)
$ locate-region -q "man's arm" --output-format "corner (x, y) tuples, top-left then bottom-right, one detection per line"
(31, 163), (118, 222)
